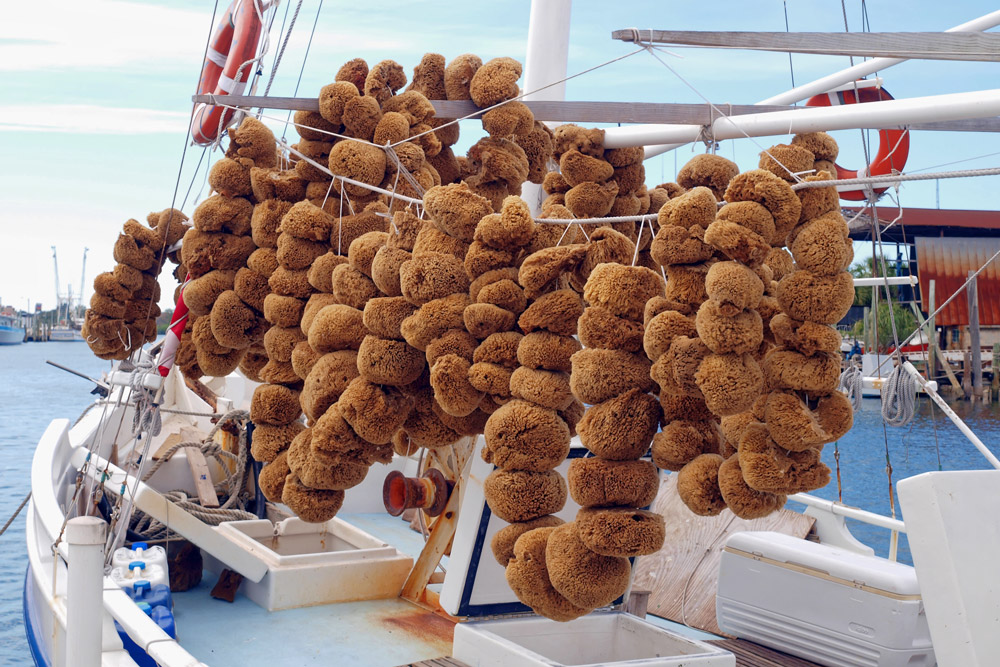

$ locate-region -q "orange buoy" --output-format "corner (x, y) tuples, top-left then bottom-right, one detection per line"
(805, 84), (910, 201)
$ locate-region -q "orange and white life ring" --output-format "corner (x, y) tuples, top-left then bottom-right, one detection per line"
(804, 84), (910, 201)
(191, 0), (264, 145)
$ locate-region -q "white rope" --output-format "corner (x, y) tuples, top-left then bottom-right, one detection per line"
(791, 166), (1000, 189)
(881, 365), (917, 427)
(838, 360), (865, 411)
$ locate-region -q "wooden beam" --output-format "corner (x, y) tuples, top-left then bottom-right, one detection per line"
(192, 94), (1000, 133)
(612, 30), (1000, 62)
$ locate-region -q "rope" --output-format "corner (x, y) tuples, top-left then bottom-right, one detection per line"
(158, 408), (224, 418)
(0, 493), (30, 537)
(838, 359), (865, 411)
(881, 365), (918, 427)
(119, 358), (162, 437)
(791, 166), (1000, 190)
(261, 0), (301, 99)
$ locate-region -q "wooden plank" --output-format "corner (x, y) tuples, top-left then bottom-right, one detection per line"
(707, 638), (823, 667)
(633, 474), (814, 636)
(400, 482), (461, 612)
(186, 446), (219, 508)
(192, 93), (1000, 133)
(611, 30), (1000, 62)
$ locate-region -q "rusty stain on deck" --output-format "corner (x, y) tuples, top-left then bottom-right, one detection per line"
(381, 607), (456, 649)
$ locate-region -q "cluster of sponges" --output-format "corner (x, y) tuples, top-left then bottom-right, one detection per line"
(84, 210), (188, 359)
(178, 118), (279, 378)
(746, 133), (853, 500)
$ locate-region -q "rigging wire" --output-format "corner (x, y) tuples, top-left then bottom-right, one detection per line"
(783, 1), (796, 90)
(280, 0), (324, 143)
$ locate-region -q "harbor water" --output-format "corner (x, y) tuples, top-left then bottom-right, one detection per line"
(0, 343), (998, 660)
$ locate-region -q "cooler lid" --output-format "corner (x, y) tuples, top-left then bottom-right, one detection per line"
(725, 531), (921, 597)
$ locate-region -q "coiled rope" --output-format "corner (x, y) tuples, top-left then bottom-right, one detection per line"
(838, 358), (865, 411)
(881, 364), (918, 428)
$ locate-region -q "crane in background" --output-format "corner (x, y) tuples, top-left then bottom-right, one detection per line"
(78, 248), (88, 311)
(51, 246), (61, 322)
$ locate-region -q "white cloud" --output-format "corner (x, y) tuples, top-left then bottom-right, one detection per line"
(0, 104), (189, 134)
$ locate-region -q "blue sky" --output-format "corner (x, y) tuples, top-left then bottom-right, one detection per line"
(1, 0), (998, 312)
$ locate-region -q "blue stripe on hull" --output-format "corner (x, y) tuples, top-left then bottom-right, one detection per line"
(0, 326), (25, 345)
(23, 567), (50, 667)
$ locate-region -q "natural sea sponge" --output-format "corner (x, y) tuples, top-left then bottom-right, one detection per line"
(308, 305), (365, 353)
(238, 344), (269, 383)
(114, 233), (156, 271)
(576, 306), (644, 355)
(517, 331), (580, 373)
(518, 289), (583, 336)
(759, 143), (816, 181)
(787, 211), (852, 275)
(300, 350), (359, 422)
(553, 123), (604, 158)
(577, 388), (661, 460)
(739, 423), (831, 494)
(300, 293), (339, 336)
(463, 303), (515, 340)
(695, 352), (764, 417)
(425, 328), (477, 366)
(208, 156), (253, 198)
(664, 262), (711, 310)
(583, 263), (664, 322)
(357, 335), (425, 386)
(370, 246), (410, 297)
(473, 331), (522, 367)
(227, 116), (277, 167)
(477, 279), (526, 314)
(464, 241), (517, 281)
(569, 348), (655, 405)
(770, 314), (841, 356)
(444, 53), (482, 100)
(792, 131), (839, 162)
(183, 270), (236, 316)
(724, 169), (802, 244)
(251, 421), (305, 463)
(652, 335), (710, 397)
(546, 522), (630, 609)
(196, 346), (244, 377)
(677, 453), (727, 516)
(482, 101), (534, 137)
(291, 340), (322, 380)
(331, 203), (390, 253)
(482, 400), (570, 471)
(250, 168), (306, 203)
(559, 150), (614, 187)
(650, 223), (715, 267)
(703, 219), (770, 268)
(776, 269), (854, 324)
(290, 433), (369, 492)
(718, 454), (787, 519)
(234, 267), (269, 312)
(564, 180), (619, 218)
(280, 200), (334, 242)
(311, 404), (367, 455)
(276, 234), (327, 271)
(576, 508), (665, 557)
(263, 326), (305, 363)
(348, 231), (389, 278)
(705, 261), (764, 313)
(363, 296), (417, 340)
(764, 247), (794, 282)
(651, 420), (720, 471)
(330, 264), (378, 309)
(258, 359), (301, 385)
(192, 195), (253, 235)
(399, 251), (470, 306)
(328, 140), (387, 198)
(518, 245), (588, 300)
(429, 354), (483, 417)
(422, 183), (494, 242)
(258, 452), (291, 502)
(762, 348), (841, 395)
(400, 293), (470, 350)
(282, 475), (345, 524)
(413, 224), (470, 260)
(505, 527), (589, 621)
(695, 300), (763, 355)
(764, 389), (852, 452)
(192, 315), (231, 355)
(475, 196), (535, 250)
(210, 290), (266, 349)
(469, 57), (522, 107)
(643, 310), (696, 361)
(248, 247), (279, 278)
(567, 458), (659, 508)
(250, 384), (302, 426)
(400, 387), (461, 449)
(338, 378), (414, 445)
(508, 367), (573, 410)
(512, 121), (554, 183)
(269, 266), (313, 299)
(307, 252), (346, 294)
(677, 154), (739, 200)
(372, 111), (409, 146)
(493, 516), (564, 566)
(484, 469), (567, 523)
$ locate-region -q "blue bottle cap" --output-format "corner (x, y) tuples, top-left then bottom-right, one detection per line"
(129, 561), (145, 571)
(133, 580), (151, 594)
(137, 602), (152, 614)
(131, 542), (148, 551)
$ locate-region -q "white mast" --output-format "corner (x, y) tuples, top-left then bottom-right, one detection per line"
(78, 247), (88, 313)
(51, 246), (61, 319)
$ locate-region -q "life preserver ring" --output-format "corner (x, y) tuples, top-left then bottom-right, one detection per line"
(191, 0), (264, 145)
(804, 84), (910, 201)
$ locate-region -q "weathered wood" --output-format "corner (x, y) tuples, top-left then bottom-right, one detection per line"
(400, 482), (461, 616)
(183, 375), (218, 412)
(186, 445), (220, 508)
(624, 588), (651, 618)
(611, 30), (1000, 62)
(633, 474), (814, 635)
(189, 94), (1000, 132)
(707, 638), (824, 667)
(968, 271), (983, 395)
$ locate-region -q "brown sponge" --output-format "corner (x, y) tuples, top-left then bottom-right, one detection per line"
(518, 289), (583, 336)
(775, 269), (854, 325)
(724, 169), (801, 245)
(764, 390), (852, 452)
(307, 305), (365, 353)
(400, 293), (470, 351)
(250, 384), (302, 426)
(402, 388), (462, 449)
(370, 246), (410, 297)
(425, 328), (478, 366)
(695, 300), (763, 355)
(482, 400), (570, 472)
(787, 211), (852, 276)
(569, 348), (655, 405)
(658, 186), (718, 228)
(492, 516), (565, 566)
(695, 353), (764, 417)
(576, 507), (666, 557)
(423, 182), (494, 242)
(464, 303), (516, 340)
(546, 522), (630, 610)
(517, 331), (580, 373)
(282, 475), (345, 524)
(258, 452), (291, 502)
(330, 263), (378, 310)
(705, 261), (765, 313)
(508, 367), (573, 411)
(677, 154), (739, 200)
(484, 469), (567, 523)
(643, 310), (696, 361)
(210, 291), (267, 349)
(399, 251), (470, 306)
(677, 454), (728, 516)
(357, 336), (425, 386)
(251, 421), (305, 463)
(652, 420), (721, 471)
(577, 388), (661, 460)
(363, 297), (417, 340)
(718, 454), (787, 520)
(739, 423), (831, 494)
(770, 314), (842, 356)
(286, 429), (368, 491)
(567, 458), (659, 508)
(583, 263), (664, 322)
(300, 350), (359, 422)
(263, 326), (306, 363)
(429, 354), (484, 417)
(505, 527), (589, 621)
(338, 378), (414, 445)
(761, 348), (841, 395)
(518, 245), (589, 299)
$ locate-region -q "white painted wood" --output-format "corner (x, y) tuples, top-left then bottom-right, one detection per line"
(612, 30), (1000, 61)
(65, 517), (106, 667)
(898, 471), (1000, 666)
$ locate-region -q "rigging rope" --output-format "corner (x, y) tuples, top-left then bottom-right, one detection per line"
(838, 359), (865, 411)
(881, 365), (918, 428)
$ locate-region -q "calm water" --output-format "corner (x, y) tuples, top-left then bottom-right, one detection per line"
(0, 344), (997, 660)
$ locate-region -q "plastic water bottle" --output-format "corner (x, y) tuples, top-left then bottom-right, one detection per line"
(110, 560), (168, 591)
(111, 542), (168, 575)
(116, 602), (176, 667)
(128, 579), (173, 610)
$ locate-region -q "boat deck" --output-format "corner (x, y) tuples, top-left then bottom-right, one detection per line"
(708, 639), (822, 667)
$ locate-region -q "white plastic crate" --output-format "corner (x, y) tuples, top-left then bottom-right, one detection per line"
(717, 531), (935, 667)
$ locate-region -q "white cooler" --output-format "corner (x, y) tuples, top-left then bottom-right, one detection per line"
(716, 531), (935, 667)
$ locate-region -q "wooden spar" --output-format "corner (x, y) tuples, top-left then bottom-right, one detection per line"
(191, 94), (1000, 132)
(611, 30), (1000, 62)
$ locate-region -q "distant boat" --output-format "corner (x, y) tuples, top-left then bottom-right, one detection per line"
(49, 325), (84, 342)
(0, 313), (24, 345)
